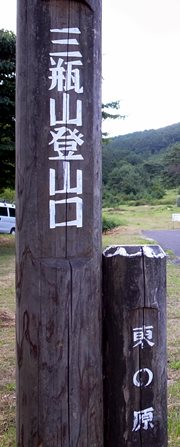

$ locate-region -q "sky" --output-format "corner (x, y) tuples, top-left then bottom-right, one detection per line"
(1, 0), (180, 136)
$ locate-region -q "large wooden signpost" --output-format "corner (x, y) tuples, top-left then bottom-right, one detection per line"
(16, 1), (102, 445)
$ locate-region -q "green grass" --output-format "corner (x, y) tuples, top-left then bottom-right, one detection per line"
(159, 189), (179, 205)
(0, 236), (15, 446)
(0, 427), (16, 447)
(168, 409), (180, 447)
(170, 361), (180, 370)
(103, 203), (180, 231)
(168, 382), (180, 447)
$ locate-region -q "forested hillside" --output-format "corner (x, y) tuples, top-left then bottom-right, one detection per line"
(103, 123), (180, 206)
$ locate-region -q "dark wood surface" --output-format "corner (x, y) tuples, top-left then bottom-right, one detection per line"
(16, 1), (102, 445)
(102, 245), (167, 447)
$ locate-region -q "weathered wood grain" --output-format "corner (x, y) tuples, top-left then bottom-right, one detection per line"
(16, 0), (102, 445)
(102, 245), (167, 447)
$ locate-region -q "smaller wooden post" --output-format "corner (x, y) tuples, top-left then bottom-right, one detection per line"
(102, 245), (167, 447)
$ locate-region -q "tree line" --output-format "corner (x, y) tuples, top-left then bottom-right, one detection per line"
(0, 29), (179, 206)
(0, 29), (15, 191)
(103, 124), (180, 206)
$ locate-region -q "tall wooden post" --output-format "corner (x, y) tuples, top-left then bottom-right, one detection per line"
(103, 245), (167, 447)
(16, 1), (102, 445)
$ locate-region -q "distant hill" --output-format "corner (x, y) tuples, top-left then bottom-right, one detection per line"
(104, 122), (180, 156)
(102, 122), (180, 206)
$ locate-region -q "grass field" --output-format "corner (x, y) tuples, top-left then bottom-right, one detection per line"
(0, 201), (180, 446)
(0, 236), (16, 446)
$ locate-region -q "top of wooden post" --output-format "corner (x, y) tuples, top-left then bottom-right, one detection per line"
(103, 245), (166, 259)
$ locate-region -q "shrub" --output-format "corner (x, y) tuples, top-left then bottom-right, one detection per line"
(176, 196), (180, 207)
(0, 188), (15, 202)
(102, 215), (120, 233)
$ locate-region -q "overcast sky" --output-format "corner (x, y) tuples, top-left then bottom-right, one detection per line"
(1, 0), (180, 136)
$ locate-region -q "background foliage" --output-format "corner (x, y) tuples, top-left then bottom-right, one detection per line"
(103, 123), (180, 206)
(0, 29), (15, 191)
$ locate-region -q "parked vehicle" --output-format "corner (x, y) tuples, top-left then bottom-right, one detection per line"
(0, 201), (16, 234)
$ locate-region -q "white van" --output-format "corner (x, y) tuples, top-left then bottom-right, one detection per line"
(0, 201), (16, 234)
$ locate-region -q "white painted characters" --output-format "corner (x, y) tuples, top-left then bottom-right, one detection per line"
(49, 198), (82, 229)
(132, 407), (154, 432)
(132, 322), (155, 433)
(49, 58), (83, 93)
(50, 95), (82, 127)
(133, 368), (153, 388)
(49, 28), (82, 58)
(49, 28), (83, 229)
(49, 127), (84, 161)
(133, 325), (155, 349)
(49, 163), (82, 196)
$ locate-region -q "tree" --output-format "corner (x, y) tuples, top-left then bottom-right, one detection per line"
(102, 101), (126, 140)
(0, 29), (16, 191)
(162, 143), (180, 187)
(107, 163), (142, 196)
(102, 101), (126, 121)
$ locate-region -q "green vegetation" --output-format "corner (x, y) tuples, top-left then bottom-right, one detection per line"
(170, 361), (180, 370)
(163, 143), (180, 188)
(0, 29), (15, 192)
(0, 188), (15, 203)
(102, 212), (126, 232)
(0, 235), (15, 446)
(102, 100), (125, 121)
(103, 123), (180, 207)
(168, 382), (180, 447)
